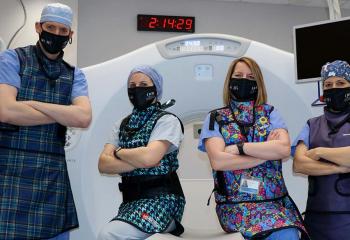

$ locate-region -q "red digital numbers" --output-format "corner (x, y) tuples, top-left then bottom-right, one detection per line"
(148, 17), (157, 29)
(162, 17), (181, 30)
(167, 18), (175, 29)
(176, 18), (184, 30)
(185, 19), (193, 30)
(138, 14), (195, 33)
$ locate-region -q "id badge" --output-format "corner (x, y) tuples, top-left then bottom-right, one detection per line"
(239, 176), (261, 195)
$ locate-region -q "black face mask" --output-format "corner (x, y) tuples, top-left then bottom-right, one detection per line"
(39, 30), (70, 54)
(128, 86), (157, 110)
(229, 78), (258, 101)
(323, 87), (350, 112)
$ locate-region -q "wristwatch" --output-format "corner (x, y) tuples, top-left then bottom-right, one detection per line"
(114, 147), (122, 159)
(237, 142), (245, 155)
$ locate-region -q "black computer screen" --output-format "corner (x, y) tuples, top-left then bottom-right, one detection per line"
(294, 18), (350, 83)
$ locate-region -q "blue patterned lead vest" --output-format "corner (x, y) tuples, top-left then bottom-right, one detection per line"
(211, 104), (308, 239)
(113, 106), (185, 234)
(0, 45), (73, 155)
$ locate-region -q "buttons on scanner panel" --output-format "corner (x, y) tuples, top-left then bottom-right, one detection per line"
(156, 34), (251, 59)
(166, 39), (241, 54)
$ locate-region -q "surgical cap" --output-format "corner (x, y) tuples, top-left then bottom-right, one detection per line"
(128, 65), (163, 99)
(40, 3), (73, 28)
(321, 60), (350, 82)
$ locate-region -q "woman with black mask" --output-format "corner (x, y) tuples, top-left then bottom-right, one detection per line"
(198, 57), (308, 240)
(293, 60), (350, 240)
(97, 65), (185, 240)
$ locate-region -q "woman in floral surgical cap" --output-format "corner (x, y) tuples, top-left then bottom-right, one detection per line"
(293, 60), (350, 240)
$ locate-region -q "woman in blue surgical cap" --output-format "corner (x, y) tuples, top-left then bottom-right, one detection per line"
(293, 60), (350, 240)
(98, 65), (185, 240)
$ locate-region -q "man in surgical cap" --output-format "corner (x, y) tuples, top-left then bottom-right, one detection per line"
(292, 60), (350, 240)
(0, 3), (91, 240)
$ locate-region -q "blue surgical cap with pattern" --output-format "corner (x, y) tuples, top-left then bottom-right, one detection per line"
(321, 60), (350, 82)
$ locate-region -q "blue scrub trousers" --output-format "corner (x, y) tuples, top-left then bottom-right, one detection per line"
(266, 228), (299, 240)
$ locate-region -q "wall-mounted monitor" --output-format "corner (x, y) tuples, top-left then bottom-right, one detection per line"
(293, 17), (350, 83)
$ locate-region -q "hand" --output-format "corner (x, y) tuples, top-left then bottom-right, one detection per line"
(225, 144), (239, 155)
(305, 148), (322, 161)
(267, 130), (280, 141)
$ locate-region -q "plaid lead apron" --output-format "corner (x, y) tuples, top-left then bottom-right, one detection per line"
(0, 45), (78, 239)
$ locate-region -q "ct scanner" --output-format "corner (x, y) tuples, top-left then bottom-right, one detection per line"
(65, 33), (322, 240)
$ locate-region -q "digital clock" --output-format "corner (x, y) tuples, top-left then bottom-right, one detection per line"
(137, 14), (195, 33)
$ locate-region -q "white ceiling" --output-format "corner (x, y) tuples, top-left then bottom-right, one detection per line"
(214, 0), (350, 9)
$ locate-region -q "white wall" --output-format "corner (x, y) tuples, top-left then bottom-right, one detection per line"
(0, 0), (78, 65)
(77, 0), (350, 67)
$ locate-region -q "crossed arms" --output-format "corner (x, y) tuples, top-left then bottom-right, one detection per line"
(98, 140), (170, 175)
(204, 128), (290, 171)
(293, 142), (350, 176)
(0, 83), (92, 128)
